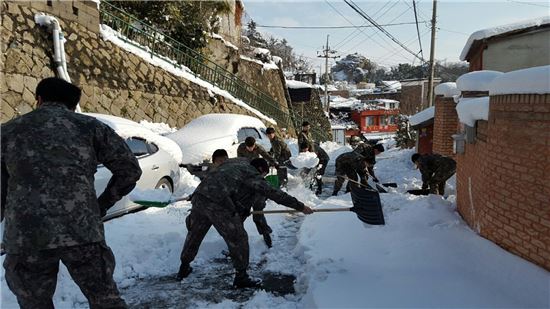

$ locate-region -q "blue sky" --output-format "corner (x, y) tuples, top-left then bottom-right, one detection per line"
(243, 0), (548, 70)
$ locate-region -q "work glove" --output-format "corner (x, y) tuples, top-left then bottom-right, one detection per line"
(263, 233), (272, 248)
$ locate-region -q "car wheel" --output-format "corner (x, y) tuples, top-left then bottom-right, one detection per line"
(155, 177), (173, 193)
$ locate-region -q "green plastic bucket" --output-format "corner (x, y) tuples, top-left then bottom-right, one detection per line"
(265, 174), (280, 188)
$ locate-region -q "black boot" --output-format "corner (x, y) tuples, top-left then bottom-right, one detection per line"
(176, 264), (193, 281)
(233, 271), (262, 289)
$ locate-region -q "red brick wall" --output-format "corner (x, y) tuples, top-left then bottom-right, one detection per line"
(433, 95), (459, 158)
(400, 84), (423, 115)
(457, 94), (550, 270)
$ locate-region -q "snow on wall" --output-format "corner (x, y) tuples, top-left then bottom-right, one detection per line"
(460, 16), (550, 60)
(456, 97), (490, 126)
(99, 24), (276, 124)
(210, 33), (238, 50)
(456, 70), (503, 92)
(240, 55), (279, 70)
(286, 80), (313, 89)
(489, 65), (550, 95)
(409, 106), (435, 126)
(435, 82), (460, 98)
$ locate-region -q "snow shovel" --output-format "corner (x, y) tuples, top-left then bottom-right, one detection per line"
(132, 195), (190, 208)
(407, 189), (430, 196)
(252, 186), (385, 225)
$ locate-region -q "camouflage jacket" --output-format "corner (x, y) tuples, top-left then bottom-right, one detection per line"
(1, 102), (142, 253)
(335, 151), (368, 178)
(298, 131), (315, 152)
(237, 142), (275, 165)
(417, 154), (457, 186)
(193, 159), (304, 213)
(269, 136), (291, 163)
(353, 143), (376, 177)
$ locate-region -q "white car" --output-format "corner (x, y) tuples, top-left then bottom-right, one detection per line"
(87, 113), (183, 220)
(166, 113), (271, 168)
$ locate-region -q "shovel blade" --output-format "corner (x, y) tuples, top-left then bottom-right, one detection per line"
(350, 186), (385, 225)
(133, 200), (171, 208)
(382, 182), (398, 188)
(407, 189), (430, 196)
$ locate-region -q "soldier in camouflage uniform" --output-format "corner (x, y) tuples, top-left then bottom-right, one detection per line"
(332, 151), (369, 195)
(353, 142), (385, 183)
(237, 136), (276, 166)
(265, 127), (291, 186)
(1, 78), (141, 309)
(177, 158), (313, 288)
(298, 121), (315, 153)
(411, 153), (456, 195)
(299, 142), (329, 195)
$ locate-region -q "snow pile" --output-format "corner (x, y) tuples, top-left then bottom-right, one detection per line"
(166, 113), (268, 164)
(409, 106), (435, 126)
(286, 80), (313, 89)
(99, 24), (275, 124)
(173, 167), (201, 197)
(86, 113), (183, 164)
(139, 120), (177, 135)
(456, 97), (490, 126)
(290, 152), (320, 169)
(435, 82), (460, 97)
(460, 16), (550, 60)
(489, 65), (550, 95)
(329, 96), (361, 109)
(129, 188), (172, 203)
(456, 70), (503, 92)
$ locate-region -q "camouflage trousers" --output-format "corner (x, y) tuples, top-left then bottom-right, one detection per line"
(3, 242), (126, 309)
(428, 165), (457, 195)
(180, 196), (250, 273)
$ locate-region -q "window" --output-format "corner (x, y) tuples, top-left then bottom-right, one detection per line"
(147, 142), (159, 154)
(237, 128), (248, 143)
(126, 138), (149, 157)
(246, 128), (261, 139)
(366, 116), (376, 126)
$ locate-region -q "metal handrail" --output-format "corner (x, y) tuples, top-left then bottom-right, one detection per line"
(99, 1), (297, 131)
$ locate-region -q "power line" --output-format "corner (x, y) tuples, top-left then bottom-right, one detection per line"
(412, 0), (424, 60)
(507, 0), (550, 7)
(344, 0), (426, 63)
(256, 21), (427, 30)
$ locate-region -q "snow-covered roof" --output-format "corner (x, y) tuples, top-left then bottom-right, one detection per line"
(460, 16), (550, 61)
(381, 80), (402, 90)
(286, 80), (313, 89)
(409, 106), (435, 127)
(456, 70), (503, 92)
(434, 82), (460, 98)
(314, 84), (339, 91)
(86, 113), (183, 164)
(489, 65), (550, 95)
(329, 97), (361, 109)
(456, 97), (490, 126)
(166, 113), (267, 164)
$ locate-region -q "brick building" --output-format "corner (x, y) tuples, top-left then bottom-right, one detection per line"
(432, 83), (460, 157)
(399, 78), (441, 115)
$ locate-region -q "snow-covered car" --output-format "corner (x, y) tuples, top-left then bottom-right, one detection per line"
(86, 113), (183, 220)
(166, 113), (270, 175)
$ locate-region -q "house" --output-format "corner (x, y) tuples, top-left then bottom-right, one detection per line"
(447, 17), (550, 271)
(399, 78), (441, 115)
(460, 16), (550, 72)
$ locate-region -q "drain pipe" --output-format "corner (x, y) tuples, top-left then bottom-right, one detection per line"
(34, 13), (81, 112)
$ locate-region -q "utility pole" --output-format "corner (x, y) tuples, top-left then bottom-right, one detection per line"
(317, 35), (339, 113)
(426, 0), (437, 108)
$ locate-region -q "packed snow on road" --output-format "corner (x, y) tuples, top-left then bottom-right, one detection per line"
(1, 139), (548, 308)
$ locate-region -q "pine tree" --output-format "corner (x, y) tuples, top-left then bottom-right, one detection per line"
(394, 114), (416, 149)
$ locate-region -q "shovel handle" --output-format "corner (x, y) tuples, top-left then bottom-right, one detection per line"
(252, 207), (352, 215)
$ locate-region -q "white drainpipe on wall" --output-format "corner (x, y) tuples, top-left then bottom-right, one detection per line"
(34, 13), (81, 112)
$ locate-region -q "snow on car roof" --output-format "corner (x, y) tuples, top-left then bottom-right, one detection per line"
(86, 113), (183, 164)
(167, 113), (267, 164)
